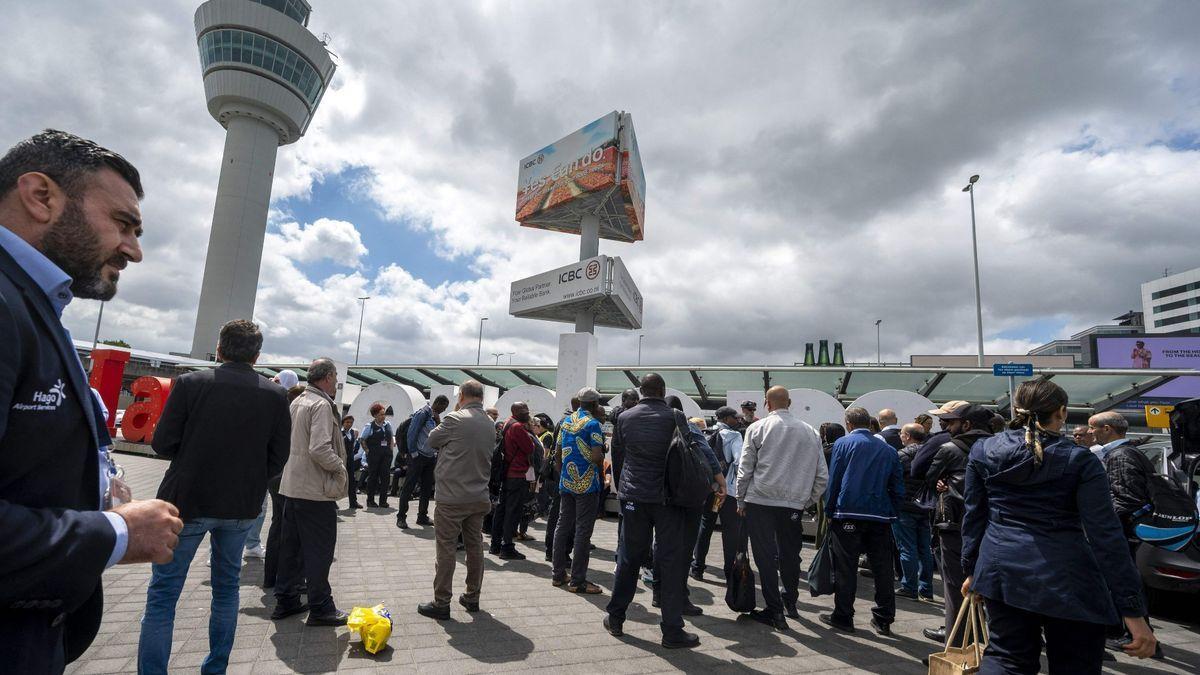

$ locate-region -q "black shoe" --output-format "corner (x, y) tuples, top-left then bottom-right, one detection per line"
(661, 631), (700, 649)
(498, 549), (526, 561)
(378, 500), (390, 508)
(366, 500), (378, 508)
(924, 627), (946, 643)
(270, 602), (308, 620)
(456, 543), (465, 552)
(416, 516), (433, 526)
(819, 613), (855, 633)
(396, 518), (409, 530)
(417, 602), (450, 620)
(604, 615), (623, 637)
(859, 568), (874, 578)
(689, 568), (704, 581)
(545, 551), (553, 562)
(349, 502), (361, 510)
(651, 595), (661, 608)
(306, 609), (349, 626)
(896, 588), (919, 600)
(871, 617), (892, 636)
(489, 546), (502, 556)
(783, 599), (799, 620)
(749, 609), (788, 631)
(681, 603), (704, 616)
(458, 595), (479, 613)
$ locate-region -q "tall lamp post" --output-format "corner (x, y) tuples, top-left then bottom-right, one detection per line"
(492, 352), (504, 365)
(506, 352), (515, 365)
(962, 174), (985, 366)
(91, 301), (106, 352)
(875, 319), (882, 365)
(476, 317), (488, 365)
(354, 296), (370, 365)
(637, 334), (645, 366)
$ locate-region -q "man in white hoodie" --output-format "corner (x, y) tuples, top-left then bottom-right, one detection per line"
(737, 386), (828, 630)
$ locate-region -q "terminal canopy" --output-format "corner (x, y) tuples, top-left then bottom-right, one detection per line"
(242, 363), (1195, 420)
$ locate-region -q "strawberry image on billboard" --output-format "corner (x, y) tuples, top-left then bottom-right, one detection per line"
(516, 111), (645, 242)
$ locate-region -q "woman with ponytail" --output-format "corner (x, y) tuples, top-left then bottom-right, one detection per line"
(959, 377), (1156, 673)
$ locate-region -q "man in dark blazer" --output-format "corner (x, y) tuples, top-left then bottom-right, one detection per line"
(0, 130), (182, 672)
(876, 409), (904, 451)
(138, 319), (291, 673)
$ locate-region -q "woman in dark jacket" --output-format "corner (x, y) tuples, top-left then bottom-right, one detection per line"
(961, 378), (1155, 673)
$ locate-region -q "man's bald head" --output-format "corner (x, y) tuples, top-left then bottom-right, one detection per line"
(511, 401), (530, 423)
(877, 409), (897, 426)
(765, 386), (790, 412)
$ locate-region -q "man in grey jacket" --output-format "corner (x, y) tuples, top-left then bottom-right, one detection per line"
(737, 386), (828, 630)
(417, 381), (496, 620)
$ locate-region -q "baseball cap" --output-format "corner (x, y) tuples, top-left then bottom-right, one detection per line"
(962, 405), (996, 426)
(715, 406), (739, 421)
(928, 400), (970, 418)
(740, 400), (757, 410)
(576, 387), (601, 403)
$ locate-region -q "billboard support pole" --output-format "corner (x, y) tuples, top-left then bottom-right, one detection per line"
(574, 213), (600, 334)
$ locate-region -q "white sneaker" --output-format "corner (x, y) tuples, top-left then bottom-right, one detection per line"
(243, 545), (265, 559)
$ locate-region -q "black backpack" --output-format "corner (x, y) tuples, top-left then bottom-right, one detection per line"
(703, 427), (728, 474)
(489, 421), (514, 497)
(395, 415), (412, 456)
(664, 411), (715, 509)
(1128, 448), (1199, 552)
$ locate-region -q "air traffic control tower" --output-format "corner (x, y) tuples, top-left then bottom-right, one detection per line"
(190, 0), (335, 359)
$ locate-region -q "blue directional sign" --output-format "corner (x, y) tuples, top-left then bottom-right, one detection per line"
(993, 363), (1034, 377)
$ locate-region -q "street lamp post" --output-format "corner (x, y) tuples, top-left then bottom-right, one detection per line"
(91, 301), (106, 352)
(875, 319), (882, 365)
(491, 352), (504, 365)
(476, 317), (488, 365)
(506, 352), (515, 365)
(354, 296), (370, 365)
(962, 174), (985, 367)
(638, 334), (645, 366)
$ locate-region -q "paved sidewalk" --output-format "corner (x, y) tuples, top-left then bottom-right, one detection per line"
(70, 454), (1200, 673)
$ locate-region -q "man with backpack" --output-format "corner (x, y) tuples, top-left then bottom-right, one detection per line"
(691, 406), (743, 581)
(1094, 411), (1166, 659)
(397, 395), (449, 529)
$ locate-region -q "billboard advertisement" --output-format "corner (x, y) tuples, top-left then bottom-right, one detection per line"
(509, 255), (608, 317)
(1095, 336), (1200, 409)
(516, 111), (645, 242)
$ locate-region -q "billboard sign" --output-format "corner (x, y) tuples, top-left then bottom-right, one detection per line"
(510, 255), (608, 317)
(1095, 336), (1200, 409)
(516, 111), (645, 242)
(509, 255), (643, 330)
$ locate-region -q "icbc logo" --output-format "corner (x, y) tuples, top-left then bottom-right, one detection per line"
(585, 260), (600, 280)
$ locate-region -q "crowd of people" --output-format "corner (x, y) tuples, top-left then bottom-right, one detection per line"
(0, 129), (1170, 674)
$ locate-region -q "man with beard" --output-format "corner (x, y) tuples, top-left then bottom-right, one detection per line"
(922, 403), (994, 645)
(0, 130), (183, 671)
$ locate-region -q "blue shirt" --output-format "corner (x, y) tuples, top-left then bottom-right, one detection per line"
(407, 405), (437, 457)
(558, 409), (606, 495)
(0, 227), (128, 567)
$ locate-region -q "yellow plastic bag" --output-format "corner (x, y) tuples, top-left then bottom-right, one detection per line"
(347, 603), (393, 654)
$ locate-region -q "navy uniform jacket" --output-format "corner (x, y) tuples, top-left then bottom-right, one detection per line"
(0, 246), (115, 670)
(961, 429), (1145, 625)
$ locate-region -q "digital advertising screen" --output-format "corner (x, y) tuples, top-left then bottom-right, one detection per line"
(1095, 336), (1200, 409)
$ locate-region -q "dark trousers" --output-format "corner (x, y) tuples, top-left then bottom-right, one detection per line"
(491, 478), (528, 550)
(274, 497), (338, 615)
(691, 494), (720, 574)
(397, 454), (435, 520)
(830, 518), (896, 626)
(345, 454), (360, 507)
(745, 502), (804, 616)
(262, 478), (284, 587)
(544, 488), (575, 554)
(364, 449), (391, 504)
(717, 497), (744, 578)
(981, 597), (1105, 675)
(939, 529), (966, 643)
(553, 491), (599, 584)
(607, 501), (688, 635)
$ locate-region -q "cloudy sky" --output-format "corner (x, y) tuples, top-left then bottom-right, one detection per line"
(4, 0), (1198, 366)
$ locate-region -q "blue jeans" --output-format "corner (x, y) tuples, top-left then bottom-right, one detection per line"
(138, 517), (254, 674)
(891, 511), (934, 596)
(245, 495), (268, 550)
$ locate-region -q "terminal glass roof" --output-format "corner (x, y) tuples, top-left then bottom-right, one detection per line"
(241, 363), (1196, 414)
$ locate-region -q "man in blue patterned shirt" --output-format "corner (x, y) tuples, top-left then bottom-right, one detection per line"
(551, 387), (607, 594)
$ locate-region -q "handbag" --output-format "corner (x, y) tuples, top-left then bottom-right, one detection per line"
(806, 527), (836, 597)
(725, 525), (756, 612)
(928, 594), (989, 674)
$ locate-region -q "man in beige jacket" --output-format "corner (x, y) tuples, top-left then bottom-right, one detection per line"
(271, 358), (349, 626)
(417, 381), (497, 620)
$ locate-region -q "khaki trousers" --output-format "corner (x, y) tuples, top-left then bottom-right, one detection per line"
(433, 501), (491, 607)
